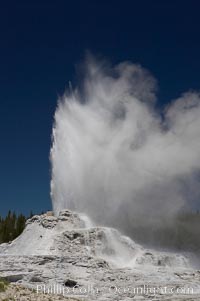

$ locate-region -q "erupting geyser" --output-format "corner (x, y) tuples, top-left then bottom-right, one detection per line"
(1, 59), (200, 300)
(50, 55), (200, 234)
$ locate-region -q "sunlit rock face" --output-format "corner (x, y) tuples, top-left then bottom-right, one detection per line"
(0, 210), (199, 300)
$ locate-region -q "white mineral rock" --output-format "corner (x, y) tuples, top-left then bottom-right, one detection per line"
(0, 210), (199, 300)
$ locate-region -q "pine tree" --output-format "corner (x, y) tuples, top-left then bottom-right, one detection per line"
(16, 214), (26, 237)
(0, 211), (27, 243)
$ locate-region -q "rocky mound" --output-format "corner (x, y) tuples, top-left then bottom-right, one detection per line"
(0, 210), (199, 300)
(0, 210), (189, 269)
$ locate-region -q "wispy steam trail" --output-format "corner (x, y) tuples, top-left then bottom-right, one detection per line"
(50, 55), (200, 234)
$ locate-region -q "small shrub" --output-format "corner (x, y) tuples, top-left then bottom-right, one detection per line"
(0, 277), (9, 292)
(0, 282), (5, 292)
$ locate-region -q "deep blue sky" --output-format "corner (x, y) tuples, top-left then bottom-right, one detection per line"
(1, 0), (200, 216)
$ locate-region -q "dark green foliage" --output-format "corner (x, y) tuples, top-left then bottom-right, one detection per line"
(0, 211), (27, 243)
(0, 210), (46, 244)
(0, 277), (9, 292)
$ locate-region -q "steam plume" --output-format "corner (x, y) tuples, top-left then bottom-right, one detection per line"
(50, 56), (200, 236)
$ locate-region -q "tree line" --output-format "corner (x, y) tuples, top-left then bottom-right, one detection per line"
(0, 210), (33, 244)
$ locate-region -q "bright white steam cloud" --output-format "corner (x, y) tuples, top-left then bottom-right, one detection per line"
(50, 56), (200, 231)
